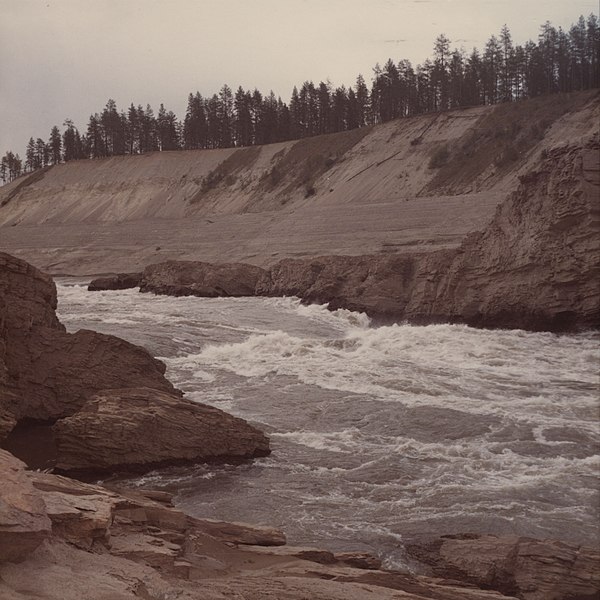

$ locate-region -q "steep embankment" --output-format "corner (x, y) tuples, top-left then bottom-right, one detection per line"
(0, 91), (596, 275)
(110, 136), (599, 331)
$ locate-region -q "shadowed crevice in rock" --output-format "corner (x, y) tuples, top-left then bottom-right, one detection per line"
(0, 418), (57, 471)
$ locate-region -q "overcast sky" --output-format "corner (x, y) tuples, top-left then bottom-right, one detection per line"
(1, 0), (597, 159)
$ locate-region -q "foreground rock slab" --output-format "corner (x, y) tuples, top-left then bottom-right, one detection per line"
(407, 533), (600, 600)
(53, 387), (270, 474)
(0, 450), (51, 562)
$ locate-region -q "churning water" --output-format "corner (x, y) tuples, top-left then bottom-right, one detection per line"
(57, 281), (599, 567)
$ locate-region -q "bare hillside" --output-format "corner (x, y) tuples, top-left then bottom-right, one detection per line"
(0, 90), (597, 275)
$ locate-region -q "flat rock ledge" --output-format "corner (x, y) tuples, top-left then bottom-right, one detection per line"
(53, 387), (270, 474)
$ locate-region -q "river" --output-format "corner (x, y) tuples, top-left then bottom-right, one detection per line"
(56, 281), (600, 568)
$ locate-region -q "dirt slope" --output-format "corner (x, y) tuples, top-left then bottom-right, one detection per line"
(0, 91), (597, 275)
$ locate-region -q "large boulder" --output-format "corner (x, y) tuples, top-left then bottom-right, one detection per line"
(407, 533), (600, 600)
(0, 252), (177, 436)
(53, 388), (270, 474)
(0, 450), (51, 562)
(139, 260), (267, 297)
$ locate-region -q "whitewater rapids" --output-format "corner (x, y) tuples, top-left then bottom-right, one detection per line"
(57, 282), (599, 567)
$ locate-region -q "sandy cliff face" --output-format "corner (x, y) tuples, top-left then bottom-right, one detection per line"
(0, 91), (597, 275)
(114, 137), (599, 331)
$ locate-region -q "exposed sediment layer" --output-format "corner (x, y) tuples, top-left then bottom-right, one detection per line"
(96, 139), (600, 332)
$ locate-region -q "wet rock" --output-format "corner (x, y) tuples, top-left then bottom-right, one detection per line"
(53, 387), (270, 474)
(139, 259), (267, 297)
(334, 551), (382, 570)
(407, 533), (600, 600)
(0, 450), (51, 562)
(190, 517), (286, 546)
(0, 252), (177, 440)
(87, 272), (141, 291)
(240, 544), (336, 564)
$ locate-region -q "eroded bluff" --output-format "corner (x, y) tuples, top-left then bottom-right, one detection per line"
(102, 140), (598, 332)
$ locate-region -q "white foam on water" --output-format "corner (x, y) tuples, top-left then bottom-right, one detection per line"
(55, 284), (600, 553)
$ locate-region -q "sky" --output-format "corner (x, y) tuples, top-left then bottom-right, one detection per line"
(1, 0), (597, 159)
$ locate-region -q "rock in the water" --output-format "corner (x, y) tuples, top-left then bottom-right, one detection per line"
(0, 450), (51, 562)
(88, 272), (141, 291)
(53, 387), (270, 473)
(190, 518), (286, 546)
(139, 259), (267, 297)
(407, 533), (600, 600)
(0, 252), (177, 438)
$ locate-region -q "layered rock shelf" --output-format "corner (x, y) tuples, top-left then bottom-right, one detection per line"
(3, 448), (598, 599)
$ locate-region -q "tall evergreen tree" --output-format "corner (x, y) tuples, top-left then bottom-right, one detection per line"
(49, 125), (62, 165)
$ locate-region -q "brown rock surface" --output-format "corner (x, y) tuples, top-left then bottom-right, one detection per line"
(407, 533), (600, 600)
(0, 450), (51, 562)
(0, 251), (177, 434)
(189, 517), (286, 546)
(259, 140), (600, 331)
(53, 387), (270, 473)
(87, 272), (141, 291)
(139, 259), (268, 297)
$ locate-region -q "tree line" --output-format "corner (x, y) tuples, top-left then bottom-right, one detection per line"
(2, 14), (598, 184)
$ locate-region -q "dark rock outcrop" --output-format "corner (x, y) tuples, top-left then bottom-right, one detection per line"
(88, 272), (141, 291)
(139, 260), (267, 297)
(0, 252), (270, 474)
(407, 533), (600, 600)
(53, 388), (270, 474)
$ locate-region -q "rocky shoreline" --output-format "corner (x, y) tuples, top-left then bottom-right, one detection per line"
(2, 252), (600, 598)
(90, 140), (600, 333)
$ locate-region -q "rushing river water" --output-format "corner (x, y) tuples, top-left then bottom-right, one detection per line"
(57, 281), (599, 567)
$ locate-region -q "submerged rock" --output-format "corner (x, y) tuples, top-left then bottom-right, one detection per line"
(53, 387), (270, 474)
(87, 272), (141, 291)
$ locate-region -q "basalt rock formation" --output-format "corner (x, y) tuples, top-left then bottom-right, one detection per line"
(0, 252), (270, 472)
(53, 387), (270, 474)
(126, 139), (599, 332)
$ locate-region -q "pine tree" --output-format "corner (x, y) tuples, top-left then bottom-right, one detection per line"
(49, 126), (62, 164)
(25, 138), (36, 172)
